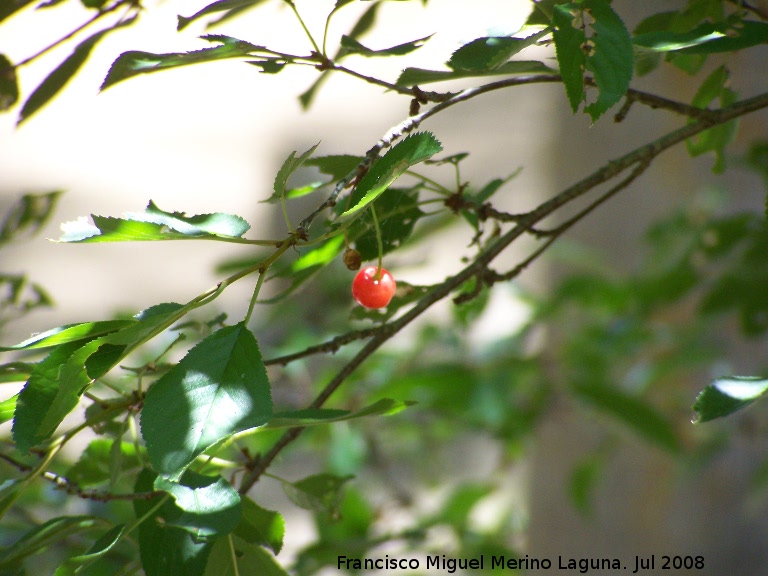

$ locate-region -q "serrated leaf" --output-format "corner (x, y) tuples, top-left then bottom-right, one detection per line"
(340, 132), (442, 220)
(264, 143), (320, 204)
(397, 60), (555, 86)
(13, 342), (84, 453)
(553, 0), (633, 120)
(448, 29), (549, 72)
(0, 54), (19, 111)
(18, 17), (136, 124)
(266, 398), (414, 429)
(134, 469), (212, 576)
(234, 498), (284, 555)
(582, 0), (633, 120)
(693, 376), (768, 423)
(154, 472), (241, 541)
(552, 3), (587, 113)
(281, 473), (353, 516)
(573, 382), (680, 452)
(101, 35), (262, 91)
(350, 189), (424, 261)
(178, 0), (267, 31)
(60, 203), (250, 243)
(339, 34), (432, 57)
(141, 322), (272, 479)
(0, 516), (102, 569)
(205, 536), (290, 576)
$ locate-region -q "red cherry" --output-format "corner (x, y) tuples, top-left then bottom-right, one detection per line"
(352, 266), (397, 309)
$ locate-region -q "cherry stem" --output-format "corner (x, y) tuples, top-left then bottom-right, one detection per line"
(370, 203), (384, 279)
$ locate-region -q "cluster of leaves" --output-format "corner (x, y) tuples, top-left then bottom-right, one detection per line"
(1, 0), (768, 574)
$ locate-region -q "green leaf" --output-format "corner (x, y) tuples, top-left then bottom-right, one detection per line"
(154, 472), (242, 541)
(339, 34), (432, 57)
(134, 469), (213, 576)
(141, 322), (272, 479)
(264, 143), (320, 204)
(350, 188), (424, 261)
(0, 394), (17, 424)
(433, 483), (493, 527)
(1, 319), (132, 351)
(101, 35), (262, 91)
(178, 0), (268, 31)
(686, 65), (738, 173)
(693, 376), (768, 423)
(340, 132), (442, 220)
(0, 54), (18, 111)
(552, 3), (586, 113)
(0, 516), (102, 569)
(573, 382), (680, 452)
(448, 29), (549, 71)
(0, 191), (62, 246)
(266, 398), (414, 429)
(0, 274), (53, 315)
(397, 60), (555, 86)
(205, 536), (291, 576)
(54, 524), (126, 575)
(553, 0), (633, 120)
(281, 473), (353, 516)
(18, 17), (136, 124)
(234, 498), (284, 555)
(675, 20), (768, 54)
(633, 23), (726, 52)
(13, 342), (85, 453)
(60, 202), (250, 242)
(67, 439), (142, 487)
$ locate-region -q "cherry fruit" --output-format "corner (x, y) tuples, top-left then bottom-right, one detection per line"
(352, 266), (396, 309)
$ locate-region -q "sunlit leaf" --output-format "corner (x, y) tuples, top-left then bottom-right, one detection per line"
(1, 319), (132, 351)
(448, 29), (549, 71)
(340, 132), (442, 220)
(0, 394), (17, 425)
(155, 472), (242, 541)
(101, 35), (263, 91)
(693, 376), (768, 423)
(59, 202), (250, 242)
